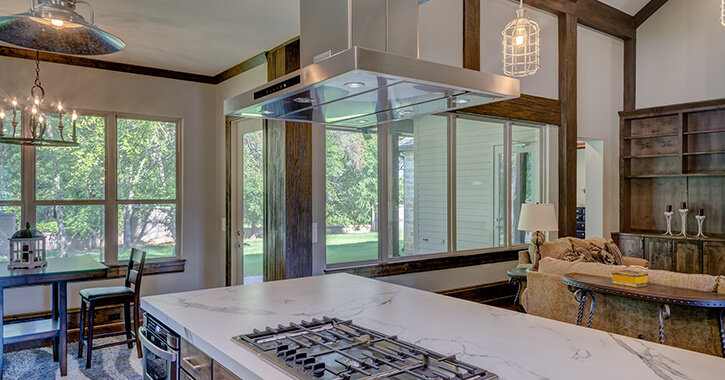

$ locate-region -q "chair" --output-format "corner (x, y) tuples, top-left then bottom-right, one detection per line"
(78, 248), (146, 368)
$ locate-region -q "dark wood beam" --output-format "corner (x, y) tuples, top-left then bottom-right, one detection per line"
(558, 13), (578, 237)
(623, 36), (636, 111)
(0, 46), (217, 84)
(214, 52), (267, 83)
(263, 39), (313, 281)
(634, 0), (668, 28)
(458, 94), (561, 126)
(463, 0), (481, 71)
(520, 0), (635, 40)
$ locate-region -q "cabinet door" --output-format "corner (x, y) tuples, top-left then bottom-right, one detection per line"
(180, 339), (212, 380)
(213, 360), (242, 380)
(673, 240), (702, 274)
(645, 238), (673, 271)
(617, 235), (645, 259)
(704, 242), (725, 276)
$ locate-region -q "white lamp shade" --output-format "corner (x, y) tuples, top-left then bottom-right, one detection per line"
(517, 203), (558, 231)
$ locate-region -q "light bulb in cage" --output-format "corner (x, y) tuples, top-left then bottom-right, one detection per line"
(502, 1), (540, 78)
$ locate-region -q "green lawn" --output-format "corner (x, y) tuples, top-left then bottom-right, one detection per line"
(241, 232), (403, 278)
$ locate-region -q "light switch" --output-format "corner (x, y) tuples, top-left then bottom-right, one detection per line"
(312, 223), (318, 243)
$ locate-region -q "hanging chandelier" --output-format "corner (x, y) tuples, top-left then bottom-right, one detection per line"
(0, 0), (125, 55)
(0, 51), (79, 147)
(502, 0), (540, 77)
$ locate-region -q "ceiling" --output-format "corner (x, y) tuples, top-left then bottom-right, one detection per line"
(0, 0), (653, 77)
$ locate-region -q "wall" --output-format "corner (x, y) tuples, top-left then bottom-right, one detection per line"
(576, 25), (624, 239)
(637, 0), (725, 108)
(0, 55), (218, 315)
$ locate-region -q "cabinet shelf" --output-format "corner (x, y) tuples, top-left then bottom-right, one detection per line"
(625, 172), (725, 178)
(683, 150), (725, 156)
(623, 153), (679, 159)
(623, 133), (679, 140)
(683, 128), (725, 135)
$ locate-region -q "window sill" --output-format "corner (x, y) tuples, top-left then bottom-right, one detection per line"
(324, 248), (521, 278)
(106, 258), (186, 279)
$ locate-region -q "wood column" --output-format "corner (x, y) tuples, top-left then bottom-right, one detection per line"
(263, 39), (313, 281)
(558, 13), (578, 237)
(462, 0), (480, 71)
(623, 36), (636, 111)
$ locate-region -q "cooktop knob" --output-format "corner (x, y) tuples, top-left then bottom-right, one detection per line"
(312, 362), (326, 377)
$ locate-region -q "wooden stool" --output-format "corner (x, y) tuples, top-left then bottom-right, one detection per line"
(78, 248), (146, 368)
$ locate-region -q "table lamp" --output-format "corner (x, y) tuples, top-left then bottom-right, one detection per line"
(517, 203), (559, 271)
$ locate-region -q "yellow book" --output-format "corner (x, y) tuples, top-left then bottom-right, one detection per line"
(611, 269), (648, 288)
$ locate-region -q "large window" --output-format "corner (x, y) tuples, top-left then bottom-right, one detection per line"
(325, 114), (547, 267)
(0, 111), (180, 264)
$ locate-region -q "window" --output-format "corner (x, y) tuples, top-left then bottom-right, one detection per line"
(325, 113), (547, 267)
(0, 111), (180, 264)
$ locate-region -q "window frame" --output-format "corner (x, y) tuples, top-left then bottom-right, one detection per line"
(324, 113), (548, 270)
(1, 109), (182, 265)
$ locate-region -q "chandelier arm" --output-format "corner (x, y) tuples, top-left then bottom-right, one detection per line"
(75, 0), (95, 26)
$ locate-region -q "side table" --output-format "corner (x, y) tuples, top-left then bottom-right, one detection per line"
(507, 268), (528, 312)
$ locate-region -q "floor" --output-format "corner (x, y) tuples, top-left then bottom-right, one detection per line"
(3, 337), (142, 380)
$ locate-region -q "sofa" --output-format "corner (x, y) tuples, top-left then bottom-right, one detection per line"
(519, 237), (725, 357)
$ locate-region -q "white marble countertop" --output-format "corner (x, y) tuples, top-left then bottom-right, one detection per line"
(141, 273), (725, 380)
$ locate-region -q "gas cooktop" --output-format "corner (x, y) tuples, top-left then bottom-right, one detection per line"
(232, 316), (497, 380)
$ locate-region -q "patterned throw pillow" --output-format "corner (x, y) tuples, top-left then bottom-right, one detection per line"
(563, 247), (597, 263)
(605, 242), (625, 266)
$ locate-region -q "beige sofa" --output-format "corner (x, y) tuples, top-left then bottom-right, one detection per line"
(519, 239), (725, 356)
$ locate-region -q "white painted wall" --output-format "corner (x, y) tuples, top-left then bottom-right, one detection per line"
(577, 148), (587, 207)
(419, 0), (463, 67)
(637, 0), (725, 108)
(0, 55), (219, 315)
(576, 25), (624, 239)
(582, 139), (605, 238)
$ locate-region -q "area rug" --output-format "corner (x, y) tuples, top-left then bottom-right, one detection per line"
(3, 337), (142, 380)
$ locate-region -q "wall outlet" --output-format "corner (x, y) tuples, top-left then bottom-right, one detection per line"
(108, 313), (121, 321)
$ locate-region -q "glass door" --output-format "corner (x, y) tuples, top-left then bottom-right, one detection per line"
(231, 119), (264, 284)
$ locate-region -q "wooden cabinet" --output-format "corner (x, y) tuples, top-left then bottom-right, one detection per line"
(616, 235), (645, 259)
(673, 240), (702, 274)
(180, 339), (212, 380)
(704, 241), (725, 276)
(212, 360), (242, 380)
(645, 237), (673, 271)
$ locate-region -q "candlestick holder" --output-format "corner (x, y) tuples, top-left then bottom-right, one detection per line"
(663, 212), (674, 236)
(679, 209), (688, 237)
(695, 215), (707, 238)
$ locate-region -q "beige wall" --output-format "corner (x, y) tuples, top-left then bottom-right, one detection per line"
(637, 0), (725, 108)
(0, 55), (219, 314)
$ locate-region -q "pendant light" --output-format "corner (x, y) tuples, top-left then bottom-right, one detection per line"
(0, 0), (125, 55)
(0, 50), (79, 147)
(502, 0), (540, 77)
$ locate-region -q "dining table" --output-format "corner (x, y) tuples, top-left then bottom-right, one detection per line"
(0, 255), (108, 378)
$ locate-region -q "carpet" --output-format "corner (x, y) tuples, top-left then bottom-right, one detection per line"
(3, 337), (143, 380)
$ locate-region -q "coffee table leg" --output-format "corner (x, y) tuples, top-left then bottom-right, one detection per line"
(658, 304), (670, 344)
(572, 288), (595, 327)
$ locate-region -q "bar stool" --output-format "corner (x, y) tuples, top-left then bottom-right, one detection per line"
(78, 248), (146, 368)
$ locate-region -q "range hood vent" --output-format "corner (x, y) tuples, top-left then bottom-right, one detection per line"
(224, 0), (520, 128)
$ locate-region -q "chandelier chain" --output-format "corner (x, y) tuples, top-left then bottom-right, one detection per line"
(31, 50), (45, 100)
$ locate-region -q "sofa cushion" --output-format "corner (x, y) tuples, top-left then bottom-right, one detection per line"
(717, 277), (725, 294)
(563, 247), (597, 263)
(529, 238), (574, 262)
(538, 257), (628, 277)
(604, 242), (625, 266)
(646, 270), (718, 293)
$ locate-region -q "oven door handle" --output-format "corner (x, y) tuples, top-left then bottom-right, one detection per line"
(138, 326), (178, 362)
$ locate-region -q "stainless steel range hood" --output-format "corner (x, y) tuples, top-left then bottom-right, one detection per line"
(224, 0), (520, 128)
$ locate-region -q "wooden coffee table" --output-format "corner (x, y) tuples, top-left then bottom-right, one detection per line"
(562, 272), (725, 357)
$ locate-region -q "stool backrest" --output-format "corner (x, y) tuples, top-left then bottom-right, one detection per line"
(125, 248), (146, 292)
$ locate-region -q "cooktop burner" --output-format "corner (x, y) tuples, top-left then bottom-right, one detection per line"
(232, 316), (497, 380)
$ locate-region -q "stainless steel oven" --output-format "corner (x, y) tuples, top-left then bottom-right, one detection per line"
(139, 313), (180, 380)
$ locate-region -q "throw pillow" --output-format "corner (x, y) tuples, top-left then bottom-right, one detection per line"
(562, 247), (597, 263)
(605, 241), (625, 266)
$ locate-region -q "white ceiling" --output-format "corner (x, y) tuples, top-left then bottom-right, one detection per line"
(598, 0), (651, 16)
(0, 0), (652, 76)
(0, 0), (301, 76)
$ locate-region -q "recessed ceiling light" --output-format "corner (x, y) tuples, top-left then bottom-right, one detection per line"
(293, 97), (315, 104)
(452, 98), (470, 104)
(398, 109), (414, 116)
(344, 82), (365, 88)
(260, 110), (274, 115)
(357, 120), (368, 124)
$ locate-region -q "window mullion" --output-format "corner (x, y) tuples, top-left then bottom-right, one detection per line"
(448, 115), (456, 254)
(504, 121), (513, 248)
(378, 122), (389, 263)
(106, 113), (118, 264)
(22, 142), (36, 228)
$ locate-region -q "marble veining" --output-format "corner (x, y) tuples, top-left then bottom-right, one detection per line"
(141, 273), (725, 380)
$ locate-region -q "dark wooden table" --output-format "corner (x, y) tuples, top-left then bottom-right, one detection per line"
(0, 256), (108, 378)
(507, 268), (528, 312)
(562, 272), (725, 357)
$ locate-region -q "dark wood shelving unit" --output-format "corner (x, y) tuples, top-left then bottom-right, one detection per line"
(617, 99), (725, 275)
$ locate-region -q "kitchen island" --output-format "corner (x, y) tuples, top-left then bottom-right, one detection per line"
(141, 273), (725, 379)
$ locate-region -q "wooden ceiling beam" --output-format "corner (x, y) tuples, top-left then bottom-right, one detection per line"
(519, 0), (635, 40)
(633, 0), (668, 28)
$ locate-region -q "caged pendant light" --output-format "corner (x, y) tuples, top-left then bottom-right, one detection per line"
(502, 0), (540, 77)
